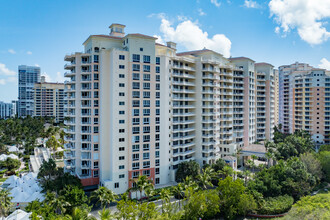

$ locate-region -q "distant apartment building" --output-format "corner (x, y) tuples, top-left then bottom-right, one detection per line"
(274, 69), (279, 126)
(279, 62), (330, 145)
(64, 24), (275, 192)
(11, 100), (18, 117)
(0, 101), (13, 119)
(33, 76), (65, 122)
(18, 65), (41, 117)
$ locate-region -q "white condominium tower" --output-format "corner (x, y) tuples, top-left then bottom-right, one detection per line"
(64, 24), (275, 192)
(18, 65), (41, 117)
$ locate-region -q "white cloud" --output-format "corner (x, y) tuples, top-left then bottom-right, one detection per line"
(42, 72), (52, 82)
(0, 79), (5, 85)
(27, 51), (32, 55)
(159, 17), (231, 57)
(274, 26), (280, 34)
(198, 8), (206, 16)
(55, 72), (65, 83)
(319, 58), (330, 70)
(153, 35), (165, 45)
(35, 64), (40, 67)
(244, 0), (260, 9)
(0, 63), (16, 76)
(211, 0), (221, 7)
(269, 0), (330, 45)
(8, 49), (16, 54)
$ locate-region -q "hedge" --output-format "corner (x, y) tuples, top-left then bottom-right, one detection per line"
(257, 195), (294, 215)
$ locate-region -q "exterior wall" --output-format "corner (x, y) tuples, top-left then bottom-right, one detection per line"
(18, 65), (40, 117)
(274, 70), (279, 126)
(33, 82), (65, 122)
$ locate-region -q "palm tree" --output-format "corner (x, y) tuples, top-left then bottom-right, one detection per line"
(197, 167), (216, 189)
(251, 155), (258, 173)
(90, 187), (118, 208)
(130, 175), (153, 203)
(182, 176), (199, 191)
(159, 188), (172, 213)
(242, 169), (251, 186)
(144, 184), (155, 202)
(62, 207), (96, 220)
(44, 192), (68, 214)
(219, 165), (234, 178)
(171, 183), (184, 208)
(98, 208), (113, 220)
(0, 189), (12, 217)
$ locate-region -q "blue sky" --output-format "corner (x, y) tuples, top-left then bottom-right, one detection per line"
(1, 0), (330, 102)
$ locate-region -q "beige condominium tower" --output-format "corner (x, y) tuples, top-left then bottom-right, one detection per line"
(64, 24), (275, 192)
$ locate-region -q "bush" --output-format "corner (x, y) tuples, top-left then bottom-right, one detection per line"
(175, 160), (200, 182)
(257, 195), (294, 215)
(23, 155), (30, 162)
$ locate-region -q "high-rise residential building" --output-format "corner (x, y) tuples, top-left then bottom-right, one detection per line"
(0, 101), (13, 119)
(33, 76), (65, 122)
(11, 100), (18, 117)
(64, 23), (275, 192)
(274, 69), (279, 126)
(279, 62), (329, 146)
(18, 65), (41, 117)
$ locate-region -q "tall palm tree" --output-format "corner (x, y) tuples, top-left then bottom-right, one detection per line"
(251, 155), (258, 173)
(219, 165), (234, 178)
(171, 183), (184, 208)
(130, 175), (153, 203)
(182, 176), (199, 191)
(197, 167), (216, 189)
(242, 169), (251, 186)
(62, 207), (96, 220)
(0, 189), (12, 217)
(90, 187), (118, 208)
(159, 188), (171, 213)
(45, 192), (68, 214)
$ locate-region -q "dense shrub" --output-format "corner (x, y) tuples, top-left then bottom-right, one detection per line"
(257, 195), (294, 215)
(175, 160), (200, 182)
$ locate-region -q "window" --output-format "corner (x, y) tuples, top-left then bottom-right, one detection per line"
(143, 91), (150, 98)
(143, 153), (150, 160)
(156, 66), (160, 73)
(132, 118), (140, 125)
(143, 144), (150, 151)
(143, 65), (150, 72)
(119, 83), (125, 87)
(143, 118), (150, 124)
(132, 145), (140, 152)
(119, 110), (125, 115)
(119, 120), (125, 124)
(119, 101), (125, 105)
(94, 170), (99, 177)
(143, 135), (150, 142)
(94, 144), (99, 151)
(119, 147), (125, 151)
(132, 73), (140, 80)
(133, 109), (140, 116)
(119, 165), (125, 169)
(119, 138), (125, 142)
(155, 134), (160, 141)
(156, 57), (160, 65)
(156, 126), (160, 132)
(156, 168), (160, 175)
(119, 65), (125, 69)
(94, 73), (99, 80)
(119, 129), (125, 133)
(143, 100), (150, 107)
(156, 100), (160, 107)
(133, 54), (140, 62)
(133, 100), (140, 107)
(143, 126), (150, 133)
(156, 178), (160, 184)
(156, 109), (160, 115)
(133, 64), (140, 71)
(94, 161), (99, 168)
(132, 91), (140, 98)
(94, 47), (100, 53)
(140, 48), (143, 51)
(156, 84), (160, 90)
(133, 82), (140, 89)
(94, 127), (99, 133)
(156, 92), (160, 98)
(114, 183), (119, 188)
(143, 55), (151, 63)
(143, 109), (150, 116)
(94, 65), (99, 72)
(143, 161), (150, 168)
(156, 159), (160, 166)
(156, 142), (159, 149)
(119, 92), (125, 96)
(133, 154), (139, 161)
(133, 135), (140, 143)
(119, 55), (125, 60)
(143, 170), (150, 176)
(119, 156), (125, 160)
(156, 75), (160, 81)
(119, 174), (125, 179)
(143, 83), (150, 89)
(133, 127), (140, 134)
(143, 74), (150, 81)
(132, 162), (139, 170)
(156, 151), (160, 158)
(94, 55), (99, 63)
(156, 117), (160, 124)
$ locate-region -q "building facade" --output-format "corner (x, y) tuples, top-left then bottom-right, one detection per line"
(64, 24), (275, 192)
(33, 76), (65, 122)
(0, 102), (13, 119)
(279, 62), (330, 145)
(274, 69), (279, 126)
(18, 65), (41, 117)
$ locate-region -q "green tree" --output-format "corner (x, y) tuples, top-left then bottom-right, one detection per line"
(137, 202), (159, 220)
(46, 135), (61, 151)
(0, 189), (12, 217)
(44, 191), (69, 214)
(196, 166), (216, 189)
(318, 151), (330, 182)
(237, 193), (257, 217)
(91, 187), (118, 208)
(175, 160), (200, 182)
(98, 208), (114, 220)
(115, 199), (139, 220)
(319, 144), (330, 152)
(219, 165), (234, 178)
(130, 175), (153, 203)
(300, 152), (323, 181)
(1, 158), (20, 171)
(212, 158), (226, 172)
(60, 185), (89, 215)
(63, 207), (96, 220)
